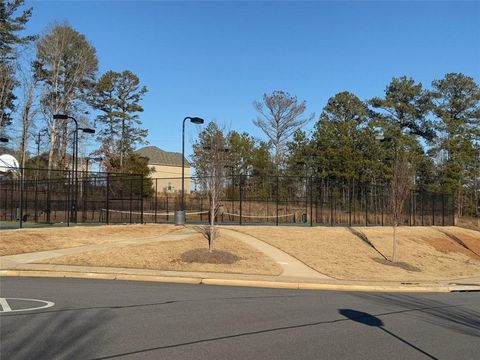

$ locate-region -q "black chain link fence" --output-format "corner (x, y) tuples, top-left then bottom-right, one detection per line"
(0, 170), (454, 228)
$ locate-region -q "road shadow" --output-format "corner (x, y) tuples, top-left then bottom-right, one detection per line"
(338, 308), (438, 359)
(1, 307), (113, 360)
(352, 293), (480, 338)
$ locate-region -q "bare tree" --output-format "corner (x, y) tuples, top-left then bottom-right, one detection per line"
(19, 78), (37, 167)
(390, 156), (412, 262)
(253, 90), (314, 170)
(17, 45), (39, 168)
(34, 23), (98, 170)
(191, 122), (228, 252)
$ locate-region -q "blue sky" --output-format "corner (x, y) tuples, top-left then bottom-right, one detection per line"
(24, 0), (480, 156)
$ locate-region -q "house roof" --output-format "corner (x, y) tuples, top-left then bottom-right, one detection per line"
(135, 146), (190, 167)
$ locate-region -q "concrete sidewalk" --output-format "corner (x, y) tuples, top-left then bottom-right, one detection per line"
(220, 227), (331, 279)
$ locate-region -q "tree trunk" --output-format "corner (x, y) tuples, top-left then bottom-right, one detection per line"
(120, 119), (125, 168)
(48, 118), (58, 171)
(392, 222), (397, 262)
(20, 83), (35, 168)
(209, 198), (215, 252)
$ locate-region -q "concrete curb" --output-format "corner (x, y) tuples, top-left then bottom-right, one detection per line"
(0, 269), (452, 293)
(448, 283), (480, 292)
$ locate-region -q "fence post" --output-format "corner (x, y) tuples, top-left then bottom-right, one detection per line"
(412, 190), (417, 226)
(421, 191), (424, 226)
(352, 180), (356, 225)
(349, 181), (352, 227)
(19, 168), (24, 228)
(276, 175), (279, 226)
(106, 173), (110, 225)
(66, 173), (70, 227)
(330, 184), (333, 227)
(47, 176), (51, 223)
(381, 186), (384, 226)
(232, 175), (235, 221)
(442, 193), (445, 226)
(239, 175), (243, 225)
(365, 186), (368, 226)
(3, 187), (7, 221)
(155, 179), (158, 223)
(320, 179), (323, 224)
(310, 176), (313, 227)
(129, 178), (133, 224)
(431, 194), (435, 226)
(83, 173), (88, 223)
(140, 174), (144, 224)
(34, 177), (38, 223)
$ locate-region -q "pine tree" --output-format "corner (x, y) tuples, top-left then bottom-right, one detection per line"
(0, 0), (36, 135)
(431, 73), (480, 216)
(90, 70), (148, 170)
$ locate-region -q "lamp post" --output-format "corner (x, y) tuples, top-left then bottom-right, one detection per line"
(33, 129), (48, 223)
(175, 116), (205, 225)
(35, 129), (48, 169)
(53, 114), (95, 223)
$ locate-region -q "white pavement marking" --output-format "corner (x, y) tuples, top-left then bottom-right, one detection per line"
(0, 298), (55, 313)
(0, 298), (12, 312)
(277, 262), (289, 265)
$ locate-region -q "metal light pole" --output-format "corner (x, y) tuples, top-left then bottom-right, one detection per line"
(53, 114), (95, 223)
(176, 116), (205, 225)
(35, 129), (48, 169)
(33, 129), (48, 223)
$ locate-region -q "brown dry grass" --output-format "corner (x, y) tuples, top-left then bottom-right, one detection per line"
(39, 233), (282, 276)
(0, 224), (175, 256)
(229, 226), (480, 281)
(456, 216), (480, 231)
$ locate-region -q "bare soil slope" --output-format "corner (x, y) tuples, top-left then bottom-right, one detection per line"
(438, 226), (480, 256)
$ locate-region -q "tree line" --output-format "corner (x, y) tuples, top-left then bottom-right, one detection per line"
(0, 0), (150, 177)
(194, 78), (479, 219)
(2, 1), (478, 220)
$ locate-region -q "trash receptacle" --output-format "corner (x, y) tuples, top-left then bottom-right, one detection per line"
(175, 210), (186, 225)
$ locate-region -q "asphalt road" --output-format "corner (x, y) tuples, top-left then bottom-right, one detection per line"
(1, 277), (479, 360)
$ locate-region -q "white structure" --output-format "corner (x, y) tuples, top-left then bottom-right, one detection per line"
(0, 154), (20, 176)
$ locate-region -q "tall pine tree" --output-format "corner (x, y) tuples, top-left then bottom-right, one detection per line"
(90, 70), (148, 170)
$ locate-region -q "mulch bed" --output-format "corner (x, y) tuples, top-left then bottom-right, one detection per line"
(179, 249), (241, 264)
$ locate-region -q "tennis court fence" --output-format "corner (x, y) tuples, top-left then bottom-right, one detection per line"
(0, 169), (454, 228)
